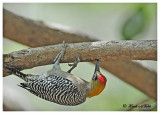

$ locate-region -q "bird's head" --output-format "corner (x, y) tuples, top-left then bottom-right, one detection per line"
(88, 59), (107, 98)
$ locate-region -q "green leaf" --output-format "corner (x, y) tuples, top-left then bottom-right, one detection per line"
(121, 7), (146, 40)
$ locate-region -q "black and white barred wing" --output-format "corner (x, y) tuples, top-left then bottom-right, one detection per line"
(19, 76), (86, 106)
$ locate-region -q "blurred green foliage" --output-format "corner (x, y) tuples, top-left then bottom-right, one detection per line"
(121, 4), (157, 40)
(121, 7), (146, 40)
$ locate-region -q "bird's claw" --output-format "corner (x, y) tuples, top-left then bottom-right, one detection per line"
(67, 54), (81, 73)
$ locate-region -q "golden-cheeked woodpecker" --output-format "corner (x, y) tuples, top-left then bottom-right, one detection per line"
(6, 42), (107, 106)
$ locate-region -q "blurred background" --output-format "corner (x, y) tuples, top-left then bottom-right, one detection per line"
(3, 3), (157, 111)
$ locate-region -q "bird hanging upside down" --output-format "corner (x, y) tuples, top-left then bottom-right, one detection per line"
(6, 41), (107, 106)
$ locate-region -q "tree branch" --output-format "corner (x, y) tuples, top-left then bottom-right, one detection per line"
(3, 9), (96, 47)
(3, 40), (156, 74)
(100, 61), (157, 100)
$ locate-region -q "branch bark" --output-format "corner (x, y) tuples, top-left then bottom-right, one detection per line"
(3, 40), (156, 76)
(3, 9), (96, 47)
(100, 61), (157, 100)
(3, 40), (157, 74)
(3, 9), (157, 100)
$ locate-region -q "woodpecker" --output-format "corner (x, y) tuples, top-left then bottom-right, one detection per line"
(5, 42), (107, 106)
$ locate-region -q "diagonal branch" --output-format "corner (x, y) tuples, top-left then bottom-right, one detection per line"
(100, 61), (157, 100)
(3, 9), (96, 47)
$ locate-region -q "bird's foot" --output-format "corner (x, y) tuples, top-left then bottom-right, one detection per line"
(67, 54), (80, 73)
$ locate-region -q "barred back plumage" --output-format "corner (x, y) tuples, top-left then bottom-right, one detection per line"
(19, 75), (86, 106)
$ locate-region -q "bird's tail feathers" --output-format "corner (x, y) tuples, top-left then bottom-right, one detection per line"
(5, 66), (27, 81)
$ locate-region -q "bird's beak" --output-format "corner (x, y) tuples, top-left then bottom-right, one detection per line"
(94, 59), (100, 73)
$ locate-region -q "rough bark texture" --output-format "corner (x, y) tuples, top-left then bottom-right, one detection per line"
(3, 9), (157, 100)
(3, 40), (157, 74)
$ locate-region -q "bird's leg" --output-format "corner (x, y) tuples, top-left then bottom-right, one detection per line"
(67, 54), (80, 73)
(53, 41), (67, 69)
